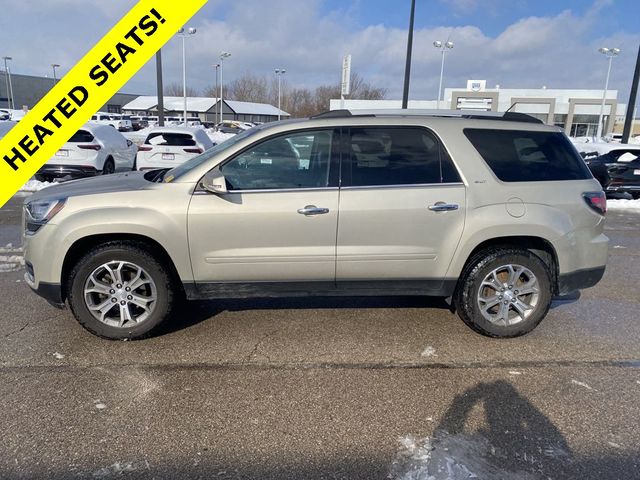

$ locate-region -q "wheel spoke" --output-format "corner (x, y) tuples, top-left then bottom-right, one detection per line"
(508, 266), (524, 287)
(119, 303), (134, 327)
(513, 299), (533, 321)
(498, 301), (511, 324)
(129, 294), (153, 312)
(479, 295), (501, 313)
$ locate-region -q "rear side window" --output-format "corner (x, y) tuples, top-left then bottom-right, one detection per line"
(68, 130), (94, 143)
(464, 129), (591, 182)
(346, 127), (460, 187)
(145, 132), (196, 146)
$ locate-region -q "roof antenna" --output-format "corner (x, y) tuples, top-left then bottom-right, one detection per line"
(505, 102), (518, 113)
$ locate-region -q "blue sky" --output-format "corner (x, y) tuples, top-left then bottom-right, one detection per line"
(321, 0), (638, 36)
(1, 0), (639, 106)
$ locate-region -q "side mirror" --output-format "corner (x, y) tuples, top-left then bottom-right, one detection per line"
(202, 170), (228, 194)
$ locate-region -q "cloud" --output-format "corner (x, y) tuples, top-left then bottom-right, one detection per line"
(0, 0), (638, 106)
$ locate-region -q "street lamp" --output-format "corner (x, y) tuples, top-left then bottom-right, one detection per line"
(219, 52), (231, 125)
(51, 64), (60, 85)
(433, 40), (454, 110)
(177, 27), (197, 126)
(213, 64), (220, 125)
(274, 68), (286, 121)
(596, 47), (621, 139)
(2, 56), (14, 110)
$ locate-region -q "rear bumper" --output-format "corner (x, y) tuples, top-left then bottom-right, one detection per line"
(37, 164), (99, 179)
(557, 266), (606, 296)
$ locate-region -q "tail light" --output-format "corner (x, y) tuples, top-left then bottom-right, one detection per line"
(583, 191), (606, 215)
(138, 146), (153, 151)
(78, 144), (101, 151)
(184, 148), (203, 154)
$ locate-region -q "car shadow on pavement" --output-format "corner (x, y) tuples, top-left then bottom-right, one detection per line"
(160, 296), (452, 337)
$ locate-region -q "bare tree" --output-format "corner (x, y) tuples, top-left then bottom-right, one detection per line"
(200, 71), (387, 118)
(164, 82), (198, 97)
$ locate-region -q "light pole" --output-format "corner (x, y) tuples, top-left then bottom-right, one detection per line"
(433, 40), (454, 110)
(274, 68), (286, 121)
(178, 27), (197, 126)
(219, 52), (231, 125)
(213, 63), (220, 125)
(51, 64), (60, 85)
(2, 56), (14, 110)
(596, 47), (621, 139)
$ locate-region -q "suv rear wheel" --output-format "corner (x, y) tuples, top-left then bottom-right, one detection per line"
(67, 242), (176, 340)
(455, 248), (553, 338)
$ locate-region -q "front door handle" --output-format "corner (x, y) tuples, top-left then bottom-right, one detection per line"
(298, 205), (330, 216)
(428, 202), (459, 212)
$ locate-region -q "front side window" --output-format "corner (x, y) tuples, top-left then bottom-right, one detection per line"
(346, 127), (460, 187)
(464, 129), (592, 182)
(220, 130), (333, 190)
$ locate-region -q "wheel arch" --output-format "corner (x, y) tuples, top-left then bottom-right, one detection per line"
(456, 236), (559, 295)
(60, 233), (183, 302)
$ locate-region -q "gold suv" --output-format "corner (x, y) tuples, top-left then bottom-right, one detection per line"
(23, 110), (609, 340)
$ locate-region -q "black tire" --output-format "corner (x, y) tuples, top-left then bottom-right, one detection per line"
(454, 248), (553, 338)
(102, 158), (115, 175)
(67, 241), (176, 340)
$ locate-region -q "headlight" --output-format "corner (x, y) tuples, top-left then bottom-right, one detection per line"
(24, 198), (66, 235)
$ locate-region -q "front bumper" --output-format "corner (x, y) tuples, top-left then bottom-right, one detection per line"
(25, 272), (65, 308)
(37, 165), (99, 179)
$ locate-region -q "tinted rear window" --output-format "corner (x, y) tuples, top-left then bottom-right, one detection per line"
(68, 130), (94, 143)
(145, 132), (196, 146)
(464, 129), (591, 182)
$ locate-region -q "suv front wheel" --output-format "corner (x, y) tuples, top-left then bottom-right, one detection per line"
(67, 242), (176, 340)
(455, 248), (553, 338)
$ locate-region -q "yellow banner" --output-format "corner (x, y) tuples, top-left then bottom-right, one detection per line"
(0, 0), (207, 207)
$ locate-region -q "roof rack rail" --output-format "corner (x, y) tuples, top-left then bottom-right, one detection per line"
(311, 109), (543, 124)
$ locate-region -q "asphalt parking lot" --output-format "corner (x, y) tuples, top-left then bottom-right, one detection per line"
(0, 194), (639, 480)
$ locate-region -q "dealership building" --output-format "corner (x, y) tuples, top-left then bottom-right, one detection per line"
(331, 80), (634, 137)
(121, 96), (290, 124)
(0, 71), (138, 114)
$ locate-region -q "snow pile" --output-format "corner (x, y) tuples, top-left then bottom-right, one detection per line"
(19, 179), (52, 192)
(607, 199), (640, 211)
(206, 130), (236, 145)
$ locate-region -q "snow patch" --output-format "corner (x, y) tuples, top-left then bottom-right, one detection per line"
(19, 179), (52, 192)
(389, 433), (539, 480)
(52, 352), (65, 360)
(607, 441), (622, 449)
(421, 346), (437, 358)
(571, 380), (596, 391)
(509, 371), (524, 375)
(607, 199), (640, 211)
(94, 401), (107, 410)
(0, 254), (24, 273)
(93, 462), (138, 477)
(206, 130), (236, 145)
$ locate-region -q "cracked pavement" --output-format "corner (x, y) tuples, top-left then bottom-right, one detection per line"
(1, 195), (639, 479)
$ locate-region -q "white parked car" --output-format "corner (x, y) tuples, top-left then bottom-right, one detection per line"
(36, 123), (137, 181)
(136, 127), (214, 171)
(90, 112), (133, 132)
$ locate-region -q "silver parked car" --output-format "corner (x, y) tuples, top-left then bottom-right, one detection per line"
(23, 110), (608, 340)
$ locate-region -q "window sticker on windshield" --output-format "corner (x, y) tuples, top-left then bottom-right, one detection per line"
(260, 158), (273, 165)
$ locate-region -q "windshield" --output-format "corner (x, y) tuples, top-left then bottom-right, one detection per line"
(164, 128), (261, 182)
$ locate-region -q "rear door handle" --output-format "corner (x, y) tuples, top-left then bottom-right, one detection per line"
(428, 203), (459, 212)
(298, 205), (330, 216)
